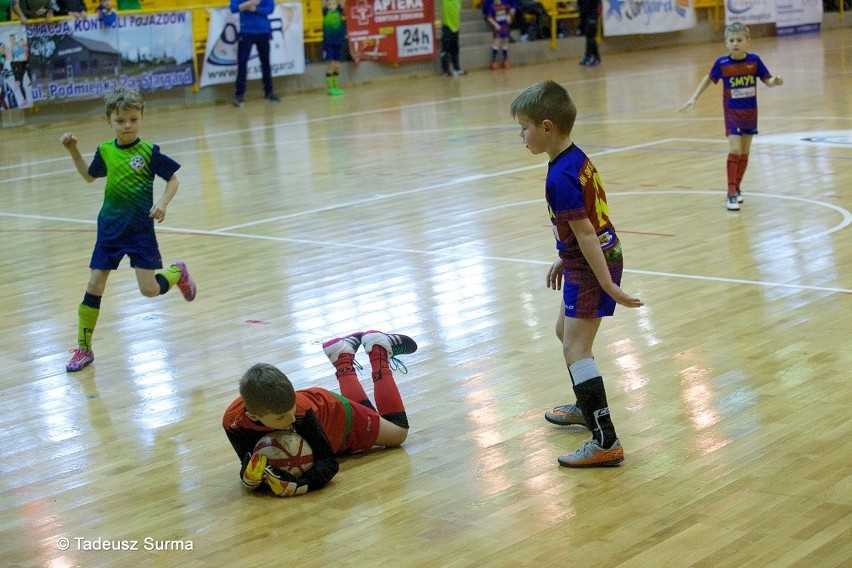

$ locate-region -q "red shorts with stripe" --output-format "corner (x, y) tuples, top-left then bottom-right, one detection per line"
(337, 401), (381, 453)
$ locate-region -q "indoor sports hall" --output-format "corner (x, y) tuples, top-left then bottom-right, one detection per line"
(1, 18), (850, 568)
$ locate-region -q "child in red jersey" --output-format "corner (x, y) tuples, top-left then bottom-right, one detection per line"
(222, 330), (416, 496)
(511, 80), (643, 467)
(680, 22), (783, 211)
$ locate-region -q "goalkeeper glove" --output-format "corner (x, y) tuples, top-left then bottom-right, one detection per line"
(263, 467), (309, 497)
(240, 452), (267, 489)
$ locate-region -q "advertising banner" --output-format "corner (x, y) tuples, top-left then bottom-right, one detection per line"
(200, 3), (304, 88)
(345, 0), (436, 64)
(1, 24), (32, 110)
(18, 12), (195, 105)
(775, 0), (822, 36)
(603, 0), (695, 36)
(724, 0), (776, 26)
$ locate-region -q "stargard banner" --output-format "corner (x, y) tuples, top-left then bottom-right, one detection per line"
(724, 0), (776, 25)
(200, 3), (305, 88)
(7, 12), (195, 107)
(602, 0), (695, 36)
(346, 0), (436, 65)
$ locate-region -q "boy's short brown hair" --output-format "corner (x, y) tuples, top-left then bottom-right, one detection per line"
(725, 22), (749, 38)
(104, 87), (144, 119)
(510, 80), (577, 135)
(239, 363), (297, 416)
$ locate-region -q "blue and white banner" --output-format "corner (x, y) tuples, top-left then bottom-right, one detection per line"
(1, 24), (31, 111)
(200, 3), (304, 88)
(603, 0), (695, 36)
(4, 13), (194, 107)
(725, 0), (776, 26)
(775, 0), (822, 35)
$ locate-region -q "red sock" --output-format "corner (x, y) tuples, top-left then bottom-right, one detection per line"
(726, 153), (740, 197)
(735, 154), (749, 190)
(368, 346), (408, 428)
(333, 353), (373, 409)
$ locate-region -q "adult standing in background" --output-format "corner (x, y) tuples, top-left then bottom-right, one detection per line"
(231, 0), (281, 107)
(440, 0), (466, 76)
(578, 0), (600, 66)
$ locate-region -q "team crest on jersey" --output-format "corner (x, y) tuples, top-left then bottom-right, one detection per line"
(129, 155), (145, 171)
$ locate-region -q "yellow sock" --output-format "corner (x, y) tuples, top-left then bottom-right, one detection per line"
(78, 304), (99, 350)
(158, 264), (181, 290)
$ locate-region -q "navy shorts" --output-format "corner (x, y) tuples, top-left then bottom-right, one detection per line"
(90, 243), (163, 271)
(323, 44), (343, 62)
(562, 243), (623, 318)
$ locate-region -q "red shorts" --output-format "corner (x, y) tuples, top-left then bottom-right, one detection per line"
(341, 401), (381, 453)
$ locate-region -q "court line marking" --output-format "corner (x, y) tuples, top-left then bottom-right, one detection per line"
(3, 137), (847, 240)
(3, 195), (849, 295)
(2, 135), (849, 293)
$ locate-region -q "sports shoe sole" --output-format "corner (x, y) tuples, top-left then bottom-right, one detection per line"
(558, 453), (624, 467)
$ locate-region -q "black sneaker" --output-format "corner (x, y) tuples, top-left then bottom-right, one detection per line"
(265, 93), (281, 102)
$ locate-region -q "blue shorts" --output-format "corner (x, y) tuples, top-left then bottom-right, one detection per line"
(322, 44), (343, 62)
(493, 26), (510, 40)
(90, 243), (162, 271)
(562, 242), (623, 318)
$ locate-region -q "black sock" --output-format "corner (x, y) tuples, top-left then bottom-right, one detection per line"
(156, 274), (169, 295)
(381, 412), (409, 429)
(82, 292), (102, 309)
(572, 377), (617, 448)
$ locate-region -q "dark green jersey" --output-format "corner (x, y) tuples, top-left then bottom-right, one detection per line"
(88, 138), (180, 248)
(322, 5), (346, 47)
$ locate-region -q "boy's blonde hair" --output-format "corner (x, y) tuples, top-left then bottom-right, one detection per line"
(104, 87), (144, 119)
(725, 22), (749, 38)
(510, 80), (577, 135)
(239, 363), (297, 416)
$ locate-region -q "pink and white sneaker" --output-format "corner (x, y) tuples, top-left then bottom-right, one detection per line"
(66, 348), (94, 372)
(171, 261), (196, 301)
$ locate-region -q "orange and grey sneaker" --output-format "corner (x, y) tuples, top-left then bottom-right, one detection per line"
(66, 348), (94, 372)
(172, 261), (196, 301)
(544, 403), (588, 428)
(558, 438), (624, 468)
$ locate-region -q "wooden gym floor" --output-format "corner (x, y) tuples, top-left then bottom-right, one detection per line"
(1, 28), (850, 568)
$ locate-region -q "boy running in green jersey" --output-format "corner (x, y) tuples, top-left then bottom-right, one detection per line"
(60, 87), (196, 372)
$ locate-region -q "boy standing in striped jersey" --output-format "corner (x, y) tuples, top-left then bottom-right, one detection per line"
(512, 80), (643, 467)
(680, 22), (784, 211)
(60, 87), (196, 372)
